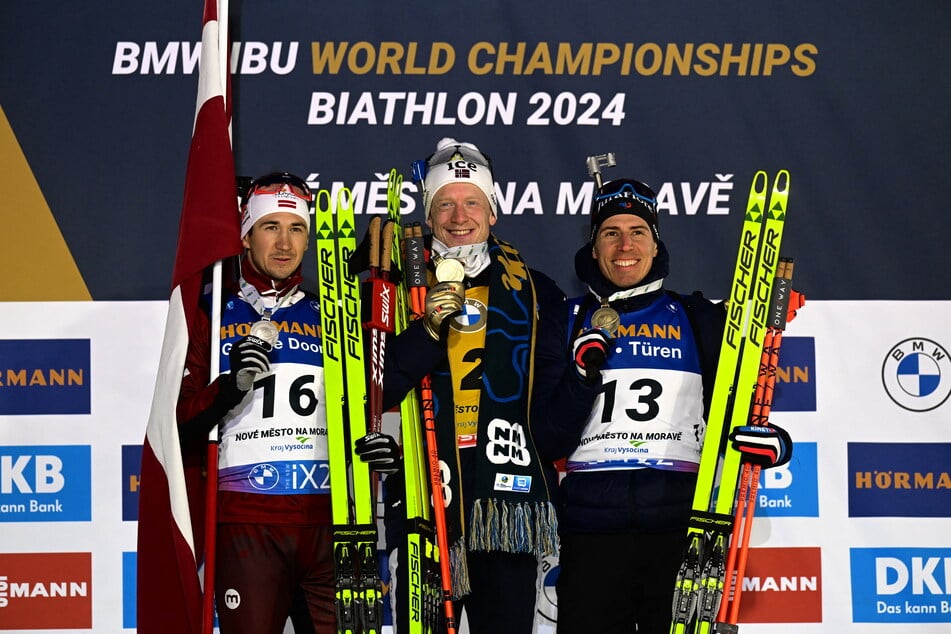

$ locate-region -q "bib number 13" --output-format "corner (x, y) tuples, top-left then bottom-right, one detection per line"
(600, 378), (662, 423)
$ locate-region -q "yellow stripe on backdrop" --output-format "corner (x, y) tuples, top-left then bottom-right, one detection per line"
(0, 105), (90, 300)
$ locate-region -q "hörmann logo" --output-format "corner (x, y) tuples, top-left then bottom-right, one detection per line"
(848, 443), (951, 518)
(0, 552), (92, 628)
(0, 340), (90, 415)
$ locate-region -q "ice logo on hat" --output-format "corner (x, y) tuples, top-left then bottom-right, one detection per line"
(421, 137), (497, 217)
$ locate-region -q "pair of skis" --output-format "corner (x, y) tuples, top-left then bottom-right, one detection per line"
(316, 188), (383, 634)
(384, 169), (458, 634)
(670, 170), (800, 634)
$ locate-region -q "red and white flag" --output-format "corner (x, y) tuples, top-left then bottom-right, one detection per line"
(136, 1), (240, 632)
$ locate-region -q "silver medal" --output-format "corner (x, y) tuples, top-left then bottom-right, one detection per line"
(250, 319), (280, 348)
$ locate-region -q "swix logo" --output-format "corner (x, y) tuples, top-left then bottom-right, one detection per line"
(379, 282), (392, 329)
(0, 552), (92, 628)
(485, 418), (530, 466)
(371, 335), (384, 388)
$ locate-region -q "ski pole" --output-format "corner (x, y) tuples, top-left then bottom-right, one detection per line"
(405, 222), (458, 634)
(717, 258), (802, 628)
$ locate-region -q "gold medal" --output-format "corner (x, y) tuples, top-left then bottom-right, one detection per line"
(435, 257), (465, 283)
(591, 305), (620, 335)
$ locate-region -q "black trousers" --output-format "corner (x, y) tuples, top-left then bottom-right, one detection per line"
(555, 529), (684, 634)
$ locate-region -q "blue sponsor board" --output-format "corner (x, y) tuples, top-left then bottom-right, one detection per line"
(122, 445), (142, 521)
(123, 551), (136, 629)
(772, 337), (816, 412)
(757, 441), (819, 517)
(0, 339), (91, 415)
(0, 445), (91, 522)
(851, 548), (951, 623)
(848, 443), (951, 518)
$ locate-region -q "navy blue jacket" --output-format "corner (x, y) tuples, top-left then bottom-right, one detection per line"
(531, 241), (725, 533)
(380, 248), (565, 551)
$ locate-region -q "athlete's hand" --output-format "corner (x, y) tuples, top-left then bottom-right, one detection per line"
(423, 281), (465, 341)
(729, 424), (792, 468)
(572, 328), (613, 384)
(355, 432), (402, 475)
(229, 335), (272, 391)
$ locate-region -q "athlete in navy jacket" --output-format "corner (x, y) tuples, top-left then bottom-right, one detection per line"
(532, 176), (791, 634)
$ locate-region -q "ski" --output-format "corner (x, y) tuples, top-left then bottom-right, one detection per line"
(717, 258), (803, 630)
(316, 188), (383, 634)
(670, 170), (790, 634)
(385, 169), (443, 634)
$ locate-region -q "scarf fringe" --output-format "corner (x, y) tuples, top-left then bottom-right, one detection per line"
(466, 498), (559, 558)
(449, 537), (470, 600)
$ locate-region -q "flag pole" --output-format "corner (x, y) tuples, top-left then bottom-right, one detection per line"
(201, 1), (230, 632)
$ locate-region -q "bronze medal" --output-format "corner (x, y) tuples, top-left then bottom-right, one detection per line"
(591, 306), (620, 335)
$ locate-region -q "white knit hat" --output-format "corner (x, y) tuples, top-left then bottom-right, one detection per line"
(421, 138), (497, 217)
(240, 181), (311, 238)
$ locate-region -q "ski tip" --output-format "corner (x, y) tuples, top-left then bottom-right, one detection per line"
(772, 170), (791, 194)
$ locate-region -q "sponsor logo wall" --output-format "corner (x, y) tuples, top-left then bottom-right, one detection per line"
(2, 301), (949, 632)
(1, 2), (949, 632)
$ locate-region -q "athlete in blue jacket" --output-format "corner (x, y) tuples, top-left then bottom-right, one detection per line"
(531, 176), (791, 634)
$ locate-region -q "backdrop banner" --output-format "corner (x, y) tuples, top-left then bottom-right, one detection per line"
(1, 2), (949, 632)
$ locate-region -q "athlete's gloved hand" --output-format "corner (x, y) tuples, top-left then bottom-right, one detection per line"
(229, 335), (272, 391)
(729, 424), (792, 468)
(355, 432), (402, 474)
(423, 281), (465, 341)
(572, 328), (613, 384)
